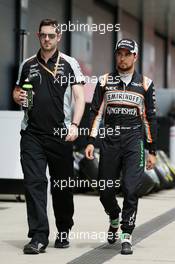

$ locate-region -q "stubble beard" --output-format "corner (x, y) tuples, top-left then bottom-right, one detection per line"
(118, 63), (134, 73)
(41, 42), (57, 52)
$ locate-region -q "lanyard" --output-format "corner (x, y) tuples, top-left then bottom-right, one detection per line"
(37, 51), (60, 78)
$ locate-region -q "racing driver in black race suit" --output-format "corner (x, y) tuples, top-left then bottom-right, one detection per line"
(85, 39), (157, 255)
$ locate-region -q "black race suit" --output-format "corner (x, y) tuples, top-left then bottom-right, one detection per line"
(88, 70), (157, 234)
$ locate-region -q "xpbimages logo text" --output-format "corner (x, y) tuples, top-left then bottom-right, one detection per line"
(53, 73), (120, 85)
(54, 21), (120, 34)
(53, 177), (121, 191)
(55, 230), (121, 243)
(53, 126), (121, 138)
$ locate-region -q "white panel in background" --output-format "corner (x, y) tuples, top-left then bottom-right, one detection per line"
(0, 111), (23, 179)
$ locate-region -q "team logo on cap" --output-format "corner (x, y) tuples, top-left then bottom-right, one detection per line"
(115, 39), (138, 55)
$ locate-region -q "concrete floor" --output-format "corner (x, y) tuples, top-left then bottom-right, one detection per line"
(0, 189), (175, 264)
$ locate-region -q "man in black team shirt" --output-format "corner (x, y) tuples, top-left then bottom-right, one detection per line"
(13, 19), (85, 254)
(85, 39), (157, 255)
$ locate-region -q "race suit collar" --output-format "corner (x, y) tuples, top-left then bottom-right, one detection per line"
(114, 69), (139, 86)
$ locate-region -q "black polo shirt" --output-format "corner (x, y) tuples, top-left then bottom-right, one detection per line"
(16, 50), (85, 134)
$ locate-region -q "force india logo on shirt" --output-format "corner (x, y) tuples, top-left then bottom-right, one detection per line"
(106, 91), (143, 106)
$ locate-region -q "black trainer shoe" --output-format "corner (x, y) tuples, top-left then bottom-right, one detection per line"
(23, 240), (47, 254)
(107, 218), (119, 244)
(107, 225), (119, 244)
(54, 231), (69, 248)
(121, 233), (133, 255)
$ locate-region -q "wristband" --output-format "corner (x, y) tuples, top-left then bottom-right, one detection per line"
(71, 122), (78, 128)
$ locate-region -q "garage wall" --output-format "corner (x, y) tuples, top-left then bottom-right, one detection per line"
(0, 0), (15, 109)
(27, 0), (66, 57)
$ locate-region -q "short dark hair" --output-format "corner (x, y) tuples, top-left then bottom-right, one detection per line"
(39, 19), (59, 33)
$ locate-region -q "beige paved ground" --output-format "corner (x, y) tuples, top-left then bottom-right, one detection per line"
(0, 189), (175, 264)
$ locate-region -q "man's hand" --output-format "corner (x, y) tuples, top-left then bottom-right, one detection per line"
(13, 87), (27, 106)
(146, 153), (156, 170)
(85, 144), (95, 160)
(65, 124), (78, 142)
